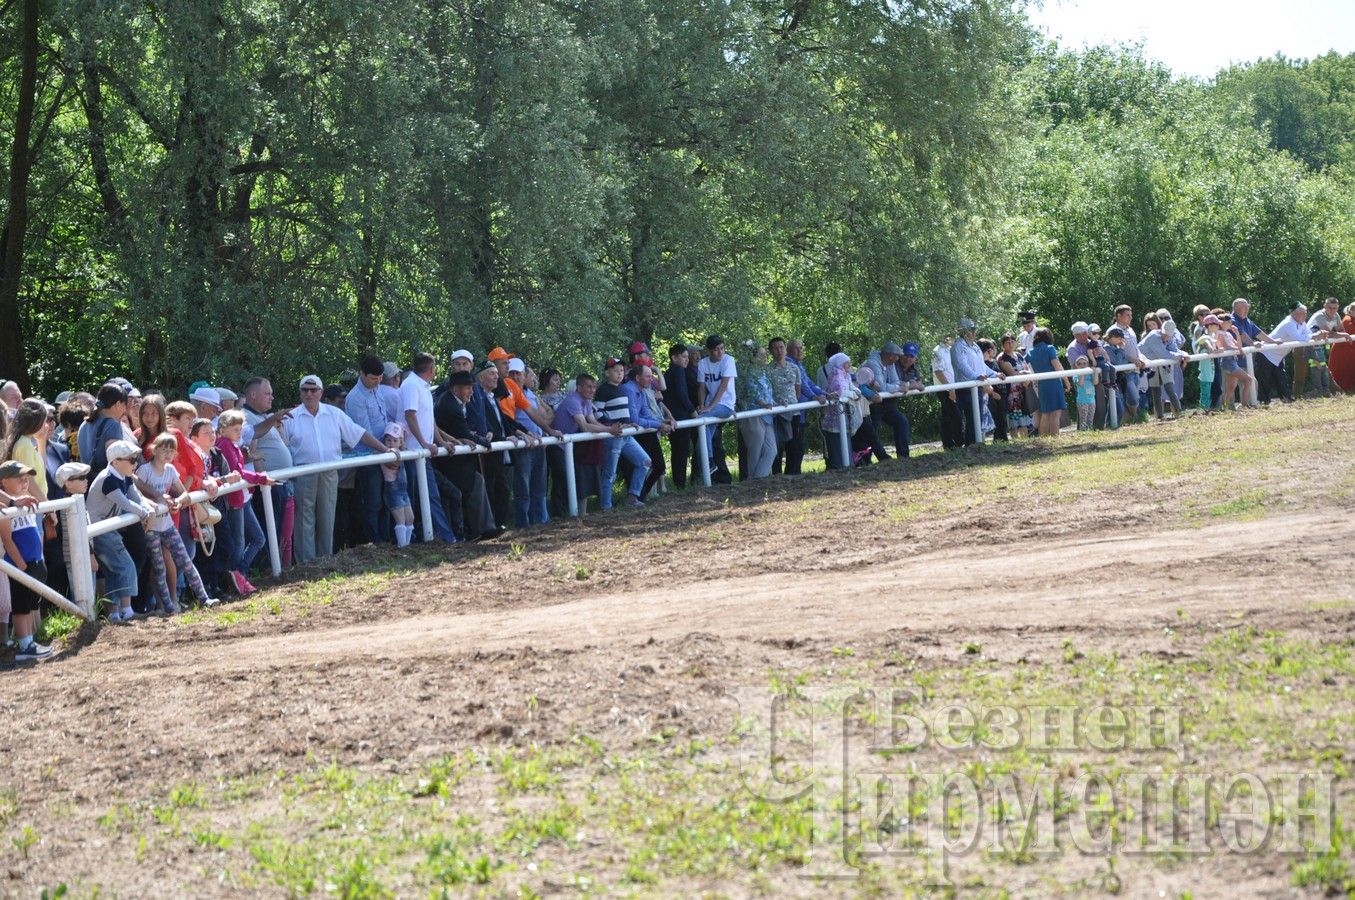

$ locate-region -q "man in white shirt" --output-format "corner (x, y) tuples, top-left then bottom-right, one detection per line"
(695, 334), (737, 478)
(931, 336), (961, 450)
(399, 353), (459, 542)
(285, 374), (393, 563)
(1264, 303), (1329, 402)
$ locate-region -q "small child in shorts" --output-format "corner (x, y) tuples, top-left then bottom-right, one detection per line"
(0, 461), (52, 660)
(382, 423), (415, 547)
(1070, 355), (1098, 430)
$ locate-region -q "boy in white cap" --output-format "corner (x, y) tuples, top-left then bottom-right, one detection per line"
(53, 462), (98, 603)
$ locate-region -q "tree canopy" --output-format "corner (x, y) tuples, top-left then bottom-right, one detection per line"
(2, 2), (1353, 396)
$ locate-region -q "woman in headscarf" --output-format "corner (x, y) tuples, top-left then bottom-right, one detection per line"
(819, 352), (861, 469)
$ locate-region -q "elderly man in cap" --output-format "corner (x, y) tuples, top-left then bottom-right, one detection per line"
(285, 374), (397, 563)
(190, 385), (223, 425)
(861, 341), (912, 458)
(949, 318), (990, 447)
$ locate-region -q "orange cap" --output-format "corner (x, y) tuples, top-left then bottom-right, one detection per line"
(487, 346), (516, 361)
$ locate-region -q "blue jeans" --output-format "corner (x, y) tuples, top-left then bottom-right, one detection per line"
(704, 405), (735, 461)
(225, 503), (266, 573)
(600, 436), (651, 508)
(92, 531), (138, 601)
(405, 458), (457, 542)
(511, 447), (549, 527)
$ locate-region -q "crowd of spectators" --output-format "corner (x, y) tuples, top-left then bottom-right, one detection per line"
(1, 298), (1351, 661)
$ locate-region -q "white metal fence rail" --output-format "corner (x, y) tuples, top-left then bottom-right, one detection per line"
(7, 332), (1350, 618)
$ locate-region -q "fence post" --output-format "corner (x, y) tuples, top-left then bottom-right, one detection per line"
(837, 401), (852, 467)
(1108, 384), (1120, 429)
(564, 440), (580, 518)
(259, 483), (282, 577)
(66, 495), (96, 620)
(414, 453), (433, 542)
(1244, 351), (1258, 407)
(968, 387), (984, 446)
(697, 423), (712, 487)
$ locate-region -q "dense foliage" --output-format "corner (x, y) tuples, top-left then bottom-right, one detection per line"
(2, 1), (1353, 396)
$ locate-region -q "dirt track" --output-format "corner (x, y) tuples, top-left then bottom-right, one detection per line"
(99, 507), (1341, 674)
(3, 401), (1354, 896)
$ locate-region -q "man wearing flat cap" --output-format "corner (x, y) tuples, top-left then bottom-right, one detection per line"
(861, 341), (913, 458)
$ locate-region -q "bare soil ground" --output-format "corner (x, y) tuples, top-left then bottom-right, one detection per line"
(3, 399), (1354, 898)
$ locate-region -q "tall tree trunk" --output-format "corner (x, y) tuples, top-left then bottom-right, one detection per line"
(0, 0), (40, 394)
(469, 3), (497, 323)
(354, 226), (379, 353)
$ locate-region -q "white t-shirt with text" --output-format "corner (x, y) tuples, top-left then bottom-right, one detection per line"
(698, 355), (738, 410)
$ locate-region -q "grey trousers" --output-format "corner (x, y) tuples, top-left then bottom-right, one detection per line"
(293, 470), (338, 563)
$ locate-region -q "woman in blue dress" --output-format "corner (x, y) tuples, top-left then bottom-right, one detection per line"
(1026, 328), (1069, 437)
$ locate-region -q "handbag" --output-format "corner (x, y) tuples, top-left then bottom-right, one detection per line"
(193, 501), (222, 556)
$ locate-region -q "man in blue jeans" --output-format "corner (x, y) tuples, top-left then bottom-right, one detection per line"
(594, 357), (653, 508)
(696, 335), (737, 481)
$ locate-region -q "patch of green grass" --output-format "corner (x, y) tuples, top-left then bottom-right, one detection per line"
(1202, 489), (1267, 520)
(1291, 815), (1354, 895)
(37, 611), (83, 645)
(172, 572), (391, 628)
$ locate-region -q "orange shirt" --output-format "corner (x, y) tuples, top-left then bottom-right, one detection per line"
(498, 378), (532, 422)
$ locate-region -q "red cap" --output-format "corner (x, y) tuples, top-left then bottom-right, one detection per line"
(604, 357), (625, 369)
(628, 341), (649, 355)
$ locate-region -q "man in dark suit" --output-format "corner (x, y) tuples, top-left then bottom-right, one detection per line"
(432, 371), (498, 540)
(474, 362), (530, 532)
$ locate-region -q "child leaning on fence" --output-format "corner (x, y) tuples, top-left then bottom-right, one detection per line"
(86, 440), (157, 623)
(381, 423), (415, 547)
(1070, 356), (1098, 431)
(135, 433), (217, 614)
(53, 462), (98, 602)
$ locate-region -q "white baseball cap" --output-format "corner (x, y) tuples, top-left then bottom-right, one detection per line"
(507, 358), (526, 374)
(299, 374), (324, 390)
(450, 349), (474, 363)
